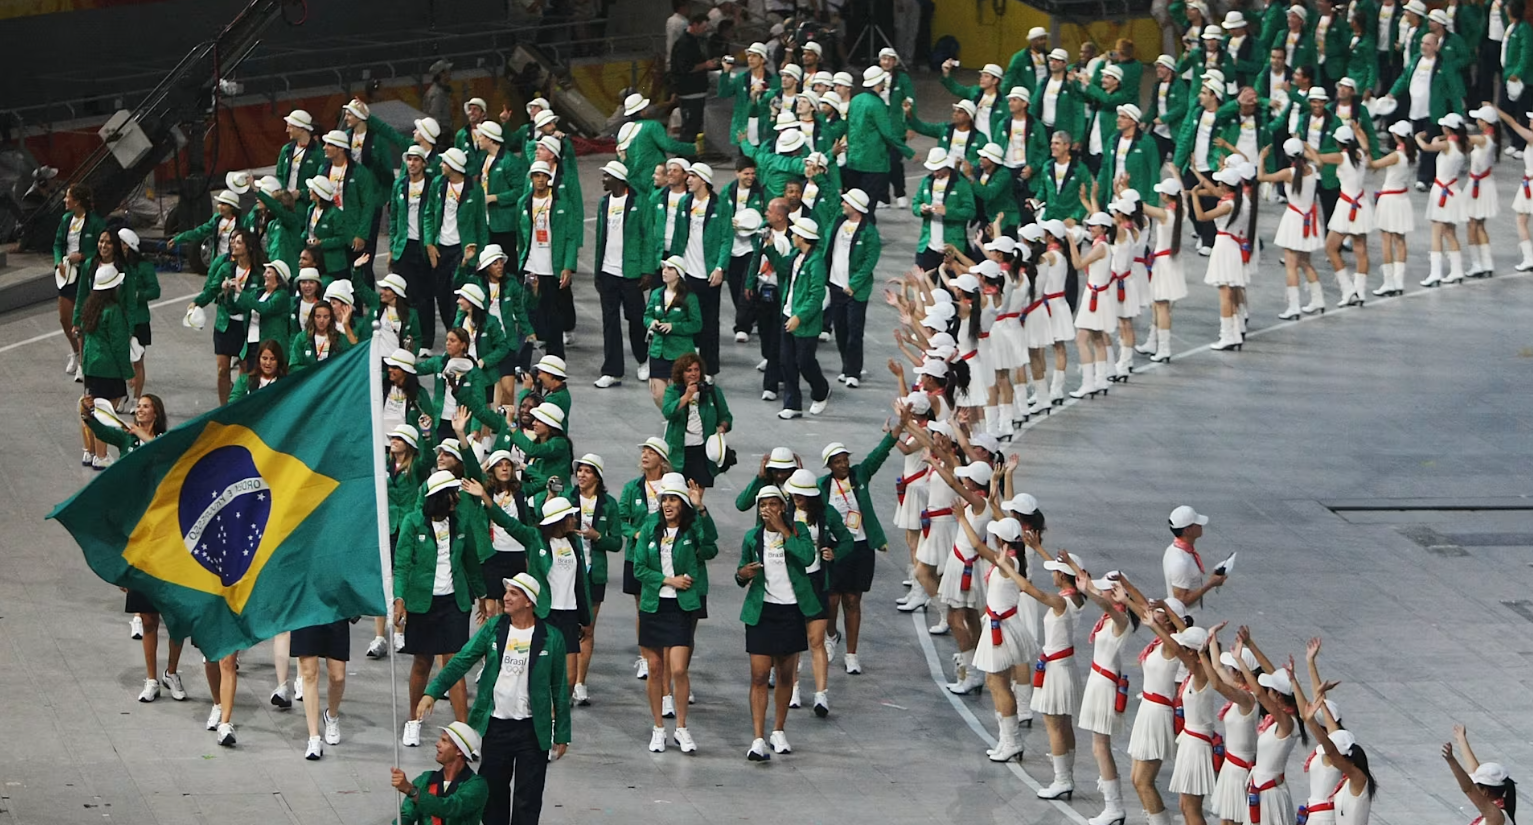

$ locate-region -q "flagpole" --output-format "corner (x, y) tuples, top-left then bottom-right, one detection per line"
(367, 322), (404, 803)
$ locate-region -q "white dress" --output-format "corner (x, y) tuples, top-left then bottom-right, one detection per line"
(1427, 144), (1468, 224)
(1328, 154), (1376, 235)
(1212, 701), (1261, 819)
(1112, 231), (1144, 319)
(1275, 167), (1326, 252)
(971, 553), (1040, 673)
(1147, 206), (1188, 302)
(993, 272), (1028, 370)
(1515, 144), (1533, 215)
(954, 315), (991, 407)
(1334, 780), (1373, 825)
(937, 499), (990, 609)
(1129, 222), (1152, 314)
(1041, 247), (1075, 343)
(1305, 742), (1347, 825)
(1075, 236), (1115, 331)
(972, 299), (999, 389)
(1168, 677), (1219, 795)
(1374, 150), (1417, 233)
(1127, 640), (1180, 761)
(892, 439), (930, 531)
(1028, 596), (1080, 716)
(1241, 719), (1300, 825)
(1077, 614), (1132, 735)
(1204, 193), (1250, 287)
(915, 471), (957, 567)
(1466, 138), (1500, 220)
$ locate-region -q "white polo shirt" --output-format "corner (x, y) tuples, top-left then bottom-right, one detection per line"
(1161, 539), (1204, 603)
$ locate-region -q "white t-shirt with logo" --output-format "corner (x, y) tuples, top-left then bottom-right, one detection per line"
(602, 194), (627, 275)
(492, 623), (535, 719)
(547, 537), (579, 610)
(527, 195), (554, 276)
(431, 519), (454, 595)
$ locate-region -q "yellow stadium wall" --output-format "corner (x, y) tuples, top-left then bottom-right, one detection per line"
(930, 2), (1167, 66)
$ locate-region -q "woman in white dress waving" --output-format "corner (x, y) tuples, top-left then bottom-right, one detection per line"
(1368, 120), (1418, 296)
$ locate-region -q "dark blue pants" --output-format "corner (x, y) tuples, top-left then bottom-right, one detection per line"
(429, 243), (463, 347)
(480, 716), (549, 825)
(780, 331), (828, 412)
(827, 289), (867, 379)
(596, 270), (647, 378)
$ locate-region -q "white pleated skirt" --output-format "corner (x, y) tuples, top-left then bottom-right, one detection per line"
(1426, 184), (1468, 224)
(1202, 236), (1248, 287)
(1074, 285), (1114, 332)
(1327, 193), (1375, 235)
(1241, 782), (1296, 825)
(936, 552), (984, 609)
(1112, 276), (1143, 319)
(892, 482), (928, 530)
(1274, 205), (1325, 252)
(993, 317), (1027, 369)
(971, 610), (1038, 673)
(915, 519), (956, 566)
(1028, 657), (1078, 716)
(1466, 178), (1500, 220)
(1515, 178), (1533, 214)
(1148, 256), (1188, 302)
(1210, 761), (1253, 820)
(1168, 733), (1217, 795)
(1077, 668), (1125, 735)
(1127, 701), (1177, 762)
(1047, 297), (1076, 343)
(1374, 191), (1416, 233)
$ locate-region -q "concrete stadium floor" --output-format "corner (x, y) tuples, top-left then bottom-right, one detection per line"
(2, 121), (1532, 824)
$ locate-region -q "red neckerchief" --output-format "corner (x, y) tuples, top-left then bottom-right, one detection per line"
(1138, 637), (1163, 663)
(1089, 604), (1126, 643)
(1174, 537), (1204, 573)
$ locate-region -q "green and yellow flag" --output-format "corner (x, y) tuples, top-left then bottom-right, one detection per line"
(49, 341), (386, 660)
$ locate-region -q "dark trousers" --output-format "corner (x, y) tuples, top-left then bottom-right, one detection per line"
(849, 168), (889, 221)
(1083, 152), (1102, 177)
(1378, 51), (1403, 96)
(490, 229), (519, 269)
(678, 97), (706, 142)
(481, 716), (549, 825)
(1415, 119), (1440, 187)
(755, 296), (782, 392)
(395, 239), (433, 349)
(780, 331), (828, 411)
(1479, 40), (1502, 107)
(1504, 80), (1529, 150)
(1183, 167), (1216, 249)
(915, 247), (945, 272)
(726, 255), (754, 334)
(827, 289), (866, 379)
(889, 150), (908, 199)
(529, 273), (572, 359)
(596, 270), (648, 377)
(1318, 184), (1340, 228)
(352, 209), (383, 287)
(430, 243), (464, 345)
(1153, 131), (1175, 163)
(691, 277), (723, 375)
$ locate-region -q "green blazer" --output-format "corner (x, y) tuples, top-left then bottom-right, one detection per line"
(1286, 108), (1344, 187)
(418, 356), (491, 431)
(507, 428), (574, 493)
(1034, 156), (1093, 222)
(171, 210), (241, 250)
(81, 303), (133, 380)
(594, 188), (651, 278)
(846, 89), (914, 174)
(620, 119), (697, 190)
(1003, 47), (1050, 97)
(423, 177), (489, 253)
(886, 70), (917, 133)
(85, 416), (147, 453)
(1507, 20), (1533, 83)
(618, 476), (663, 564)
(386, 450), (435, 537)
(816, 431), (897, 551)
(661, 383), (734, 474)
(191, 255), (250, 333)
(1079, 81), (1137, 157)
(1454, 2), (1487, 49)
(1173, 105), (1226, 171)
(643, 287), (702, 359)
(825, 216), (881, 301)
(667, 192), (730, 273)
(783, 246), (827, 339)
(57, 210), (107, 324)
(230, 286), (293, 349)
(739, 140), (807, 202)
(389, 171), (436, 260)
(483, 504), (592, 623)
(1345, 34), (1381, 93)
(288, 329), (353, 370)
(719, 68), (781, 146)
(425, 614), (571, 750)
(907, 116), (983, 168)
(995, 114), (1049, 174)
(735, 525), (821, 623)
(1389, 53), (1466, 121)
(321, 160), (379, 244)
(940, 76), (1009, 136)
(912, 174), (977, 251)
(481, 147), (528, 234)
(125, 260), (160, 327)
(1097, 131), (1161, 203)
(464, 271), (533, 347)
(1028, 76), (1086, 143)
(357, 117), (411, 187)
(274, 140), (324, 191)
(393, 507), (488, 614)
(287, 199), (352, 275)
(249, 204), (302, 273)
(1214, 101), (1278, 172)
(398, 767), (488, 825)
(631, 512), (719, 613)
(514, 188), (581, 275)
(580, 491), (623, 586)
(452, 308), (511, 378)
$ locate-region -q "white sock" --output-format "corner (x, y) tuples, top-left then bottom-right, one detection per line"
(1480, 243), (1495, 272)
(1157, 328), (1171, 354)
(1285, 284), (1300, 310)
(1448, 249), (1464, 277)
(1520, 240), (1533, 264)
(1430, 251), (1443, 279)
(1353, 271), (1367, 298)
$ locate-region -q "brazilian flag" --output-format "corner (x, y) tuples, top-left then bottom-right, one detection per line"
(49, 342), (386, 660)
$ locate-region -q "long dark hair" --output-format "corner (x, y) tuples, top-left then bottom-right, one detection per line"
(383, 363), (422, 405)
(945, 358), (972, 404)
(302, 244), (327, 281)
(1348, 744), (1381, 799)
(96, 229), (125, 270)
(1169, 191), (1186, 255)
(1480, 778), (1518, 821)
(957, 285), (982, 350)
(1289, 154), (1309, 201)
(423, 488), (457, 522)
(141, 393), (168, 436)
(1338, 135), (1365, 169)
(253, 339), (289, 380)
(230, 226), (265, 273)
(305, 302), (340, 349)
(1395, 132), (1419, 164)
(1243, 177), (1259, 244)
(654, 496), (696, 537)
(79, 285), (118, 334)
(793, 493), (826, 532)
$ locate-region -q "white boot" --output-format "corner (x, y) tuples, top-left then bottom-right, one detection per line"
(989, 715), (1024, 761)
(1069, 362), (1097, 399)
(1423, 251), (1444, 286)
(1393, 261), (1408, 293)
(1445, 249), (1465, 283)
(1372, 264), (1395, 296)
(1027, 379), (1050, 414)
(946, 651), (983, 694)
(997, 405), (1015, 437)
(983, 405), (1000, 437)
(1479, 243), (1495, 276)
(1146, 811), (1175, 825)
(1211, 316), (1241, 351)
(1036, 752), (1075, 799)
(1334, 268), (1354, 307)
(1517, 241), (1533, 271)
(1151, 327), (1172, 362)
(1013, 680), (1036, 727)
(1113, 344), (1133, 379)
(1134, 328), (1157, 354)
(1092, 360), (1112, 393)
(1088, 777), (1127, 825)
(1466, 244), (1486, 276)
(1352, 272), (1368, 303)
(1049, 369), (1066, 404)
(985, 711), (1005, 758)
(1301, 280), (1326, 314)
(1279, 285), (1302, 319)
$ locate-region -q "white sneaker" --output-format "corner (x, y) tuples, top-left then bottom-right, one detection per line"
(65, 353), (78, 374)
(294, 674), (304, 701)
(271, 681), (293, 709)
(324, 710), (341, 745)
(735, 331), (749, 343)
(573, 683), (589, 705)
(688, 689), (695, 705)
(789, 683), (802, 708)
(825, 632), (839, 664)
(648, 727), (667, 753)
(129, 616), (144, 639)
(756, 358), (768, 372)
(1197, 244), (1212, 256)
(928, 618), (950, 635)
(844, 654), (862, 674)
(92, 454), (112, 471)
(777, 408), (802, 420)
(206, 704), (222, 730)
(635, 656), (649, 680)
(813, 691), (830, 718)
(161, 670), (186, 700)
(809, 393), (830, 415)
(844, 377), (859, 388)
(81, 449), (93, 467)
(593, 375), (621, 388)
(673, 727), (697, 753)
(366, 636), (388, 659)
(305, 736), (323, 760)
(75, 365), (83, 383)
(662, 694), (676, 718)
(818, 331), (831, 342)
(216, 722), (237, 747)
(393, 632), (405, 652)
(563, 332), (575, 347)
(748, 737), (772, 760)
(837, 373), (847, 383)
(897, 196), (910, 208)
(637, 362), (650, 381)
(761, 390), (778, 401)
(137, 678), (160, 702)
(769, 730), (792, 754)
(402, 719), (422, 747)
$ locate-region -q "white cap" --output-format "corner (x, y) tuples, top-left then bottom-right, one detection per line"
(1169, 505), (1208, 529)
(256, 175), (282, 196)
(977, 143), (1005, 164)
(264, 260), (293, 284)
(441, 147), (469, 173)
(402, 145), (429, 163)
(1027, 26), (1048, 40)
(1085, 211), (1115, 228)
(733, 207), (763, 233)
(477, 244), (509, 271)
(926, 419), (955, 438)
(901, 391), (932, 414)
(93, 263), (124, 291)
(1388, 119), (1415, 138)
(790, 217), (820, 240)
(1004, 493), (1040, 515)
(987, 518), (1023, 543)
(1172, 626), (1210, 650)
(1314, 698), (1342, 723)
(296, 267), (322, 284)
(425, 469), (461, 497)
(984, 235), (1017, 254)
(954, 461), (994, 487)
(214, 190), (241, 209)
(535, 354), (567, 378)
(1329, 729), (1358, 756)
(1103, 65), (1125, 82)
(1048, 48), (1069, 61)
(1201, 24), (1224, 39)
(540, 497), (577, 525)
(1155, 54), (1177, 70)
(879, 47), (900, 60)
(842, 188), (870, 213)
(1257, 669), (1295, 695)
(528, 160), (554, 179)
(782, 64), (804, 81)
(1307, 86), (1330, 101)
(914, 358), (949, 379)
(970, 432), (1002, 455)
(526, 96), (550, 113)
(1153, 177), (1183, 196)
(1289, 4), (1309, 19)
(1117, 103), (1142, 121)
(1333, 124), (1356, 143)
(1219, 648), (1259, 671)
(485, 450), (516, 469)
(1471, 763), (1511, 787)
(478, 121), (504, 143)
(1438, 112), (1466, 130)
(343, 98), (370, 121)
(284, 109), (314, 131)
(1337, 77), (1357, 91)
(601, 160), (629, 182)
(802, 40), (823, 54)
(923, 147), (952, 171)
(1283, 137), (1305, 156)
(1405, 0), (1427, 14)
(623, 92), (651, 116)
(536, 134), (563, 156)
(1469, 105), (1499, 123)
(323, 280), (355, 306)
(225, 170), (252, 194)
(389, 424), (420, 449)
(1223, 10), (1246, 27)
(951, 272), (981, 293)
(1041, 554), (1077, 574)
(833, 71), (855, 87)
(810, 71), (834, 87)
(1019, 224), (1046, 242)
(1213, 166), (1243, 186)
(1428, 8), (1450, 25)
(755, 484), (787, 503)
(747, 42), (770, 59)
(455, 282), (486, 310)
(1007, 86), (1031, 103)
(820, 442), (851, 466)
(530, 402), (566, 430)
(661, 254), (687, 274)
